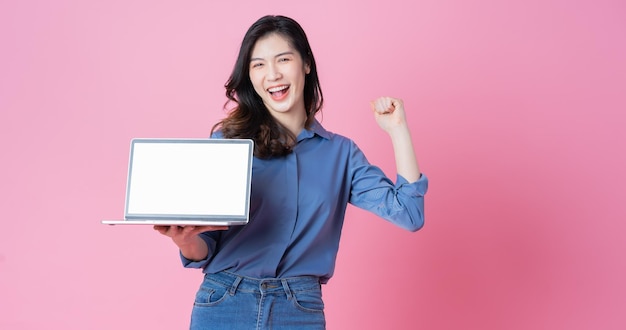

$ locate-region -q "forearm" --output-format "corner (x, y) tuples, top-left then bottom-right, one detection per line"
(389, 125), (421, 183)
(178, 235), (210, 261)
(370, 97), (421, 182)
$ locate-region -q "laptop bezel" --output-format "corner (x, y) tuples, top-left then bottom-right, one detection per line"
(114, 138), (254, 225)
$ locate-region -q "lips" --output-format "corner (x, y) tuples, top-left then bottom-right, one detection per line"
(267, 85), (289, 100)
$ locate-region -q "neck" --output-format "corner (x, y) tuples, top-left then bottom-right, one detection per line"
(272, 110), (307, 137)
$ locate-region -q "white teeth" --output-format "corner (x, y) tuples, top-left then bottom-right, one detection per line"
(268, 85), (288, 93)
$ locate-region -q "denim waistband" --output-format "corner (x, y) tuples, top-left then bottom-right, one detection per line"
(204, 271), (321, 296)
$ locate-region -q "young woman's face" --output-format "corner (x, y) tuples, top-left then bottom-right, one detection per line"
(249, 33), (310, 119)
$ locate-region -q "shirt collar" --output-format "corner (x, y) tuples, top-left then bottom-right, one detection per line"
(297, 119), (331, 142)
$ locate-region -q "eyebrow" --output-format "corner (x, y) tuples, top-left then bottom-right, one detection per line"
(250, 51), (296, 62)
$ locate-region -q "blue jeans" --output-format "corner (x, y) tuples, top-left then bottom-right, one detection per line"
(190, 271), (326, 330)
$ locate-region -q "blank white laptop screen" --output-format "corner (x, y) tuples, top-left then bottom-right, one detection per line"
(102, 138), (254, 226)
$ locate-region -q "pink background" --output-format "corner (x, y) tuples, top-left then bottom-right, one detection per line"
(1, 0), (625, 329)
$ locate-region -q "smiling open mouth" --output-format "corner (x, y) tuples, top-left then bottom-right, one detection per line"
(268, 85), (289, 99)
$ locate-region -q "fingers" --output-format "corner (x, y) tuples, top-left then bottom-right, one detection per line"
(153, 225), (229, 238)
(153, 225), (181, 237)
(370, 97), (403, 114)
(199, 225), (230, 231)
(185, 225), (229, 234)
(153, 225), (171, 235)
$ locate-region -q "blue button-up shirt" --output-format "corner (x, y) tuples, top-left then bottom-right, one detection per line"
(181, 120), (428, 283)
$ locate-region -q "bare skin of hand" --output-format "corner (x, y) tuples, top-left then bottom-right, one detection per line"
(153, 225), (228, 261)
(369, 96), (421, 183)
(370, 96), (408, 132)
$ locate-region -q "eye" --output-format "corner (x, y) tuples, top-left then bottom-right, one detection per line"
(278, 57), (291, 63)
(251, 62), (263, 69)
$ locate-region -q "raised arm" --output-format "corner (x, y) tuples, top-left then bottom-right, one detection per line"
(370, 96), (421, 182)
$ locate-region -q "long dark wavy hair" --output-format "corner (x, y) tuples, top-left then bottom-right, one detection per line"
(211, 15), (324, 159)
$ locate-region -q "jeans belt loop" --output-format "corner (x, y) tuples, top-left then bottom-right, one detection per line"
(229, 275), (243, 296)
(281, 279), (293, 300)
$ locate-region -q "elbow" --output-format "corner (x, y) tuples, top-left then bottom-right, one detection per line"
(397, 196), (426, 232)
(400, 214), (424, 232)
(405, 219), (424, 232)
(385, 199), (426, 232)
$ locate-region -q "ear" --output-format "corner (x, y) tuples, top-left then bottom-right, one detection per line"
(304, 61), (311, 74)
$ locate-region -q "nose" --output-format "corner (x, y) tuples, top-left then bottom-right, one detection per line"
(266, 63), (282, 81)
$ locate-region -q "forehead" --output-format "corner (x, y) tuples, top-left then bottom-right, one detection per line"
(251, 33), (296, 58)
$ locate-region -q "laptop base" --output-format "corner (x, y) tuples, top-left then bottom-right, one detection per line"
(101, 220), (246, 226)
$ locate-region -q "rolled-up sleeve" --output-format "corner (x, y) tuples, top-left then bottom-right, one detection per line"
(179, 232), (219, 269)
(348, 142), (428, 232)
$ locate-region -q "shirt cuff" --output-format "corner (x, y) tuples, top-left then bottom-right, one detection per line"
(396, 173), (428, 196)
(180, 251), (211, 269)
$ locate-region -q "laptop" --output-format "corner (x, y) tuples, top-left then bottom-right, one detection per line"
(102, 138), (254, 226)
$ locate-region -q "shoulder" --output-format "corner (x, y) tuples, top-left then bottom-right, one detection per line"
(311, 120), (355, 146)
(209, 130), (224, 138)
(327, 131), (355, 148)
(312, 124), (364, 161)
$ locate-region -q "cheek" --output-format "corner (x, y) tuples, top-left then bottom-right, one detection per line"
(249, 74), (264, 94)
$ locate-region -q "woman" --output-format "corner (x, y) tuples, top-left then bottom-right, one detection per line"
(155, 15), (428, 329)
